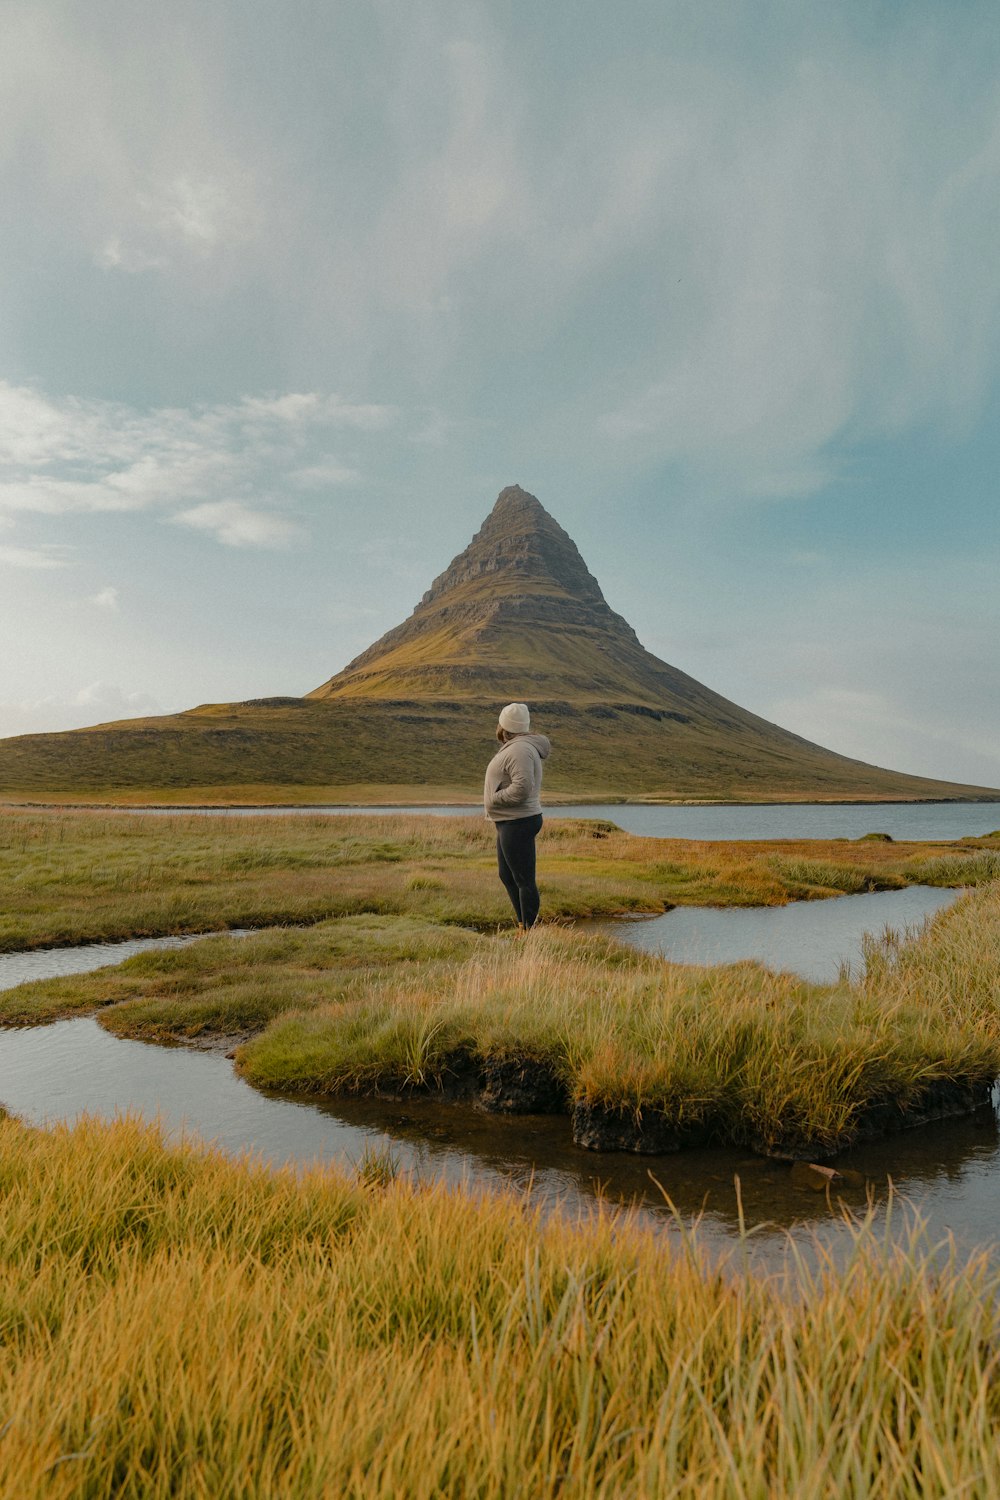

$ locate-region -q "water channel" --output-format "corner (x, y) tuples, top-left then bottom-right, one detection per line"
(2, 883), (997, 1267)
(592, 883), (962, 983)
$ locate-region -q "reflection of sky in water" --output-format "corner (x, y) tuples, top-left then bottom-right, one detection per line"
(1, 1020), (997, 1274)
(135, 801), (1000, 842)
(592, 884), (962, 984)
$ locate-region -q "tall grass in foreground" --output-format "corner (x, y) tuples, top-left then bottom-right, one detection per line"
(0, 1113), (998, 1498)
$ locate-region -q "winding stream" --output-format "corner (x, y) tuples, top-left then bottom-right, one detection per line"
(2, 884), (998, 1265)
(594, 883), (962, 983)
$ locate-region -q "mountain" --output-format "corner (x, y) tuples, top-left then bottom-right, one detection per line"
(1, 485), (996, 805)
(312, 485), (727, 706)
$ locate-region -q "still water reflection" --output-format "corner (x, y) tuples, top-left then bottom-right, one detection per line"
(594, 885), (961, 984)
(0, 931), (251, 991)
(1, 1019), (997, 1267)
(1, 885), (996, 1266)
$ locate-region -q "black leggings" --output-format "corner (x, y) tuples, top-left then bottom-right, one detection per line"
(495, 814), (543, 929)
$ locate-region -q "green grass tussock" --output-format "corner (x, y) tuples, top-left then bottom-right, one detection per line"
(4, 863), (999, 1153)
(768, 856), (906, 897)
(900, 850), (1000, 886)
(0, 1113), (998, 1497)
(3, 810), (999, 1153)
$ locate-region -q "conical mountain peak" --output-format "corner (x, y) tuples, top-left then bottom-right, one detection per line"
(480, 484), (554, 534)
(420, 485), (605, 610)
(309, 485), (665, 703)
(489, 482), (545, 516)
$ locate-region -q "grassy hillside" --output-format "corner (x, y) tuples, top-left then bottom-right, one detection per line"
(1, 696), (996, 803)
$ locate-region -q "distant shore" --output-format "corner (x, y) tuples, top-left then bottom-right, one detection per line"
(4, 791), (1000, 811)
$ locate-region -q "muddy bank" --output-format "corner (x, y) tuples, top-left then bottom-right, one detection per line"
(573, 1076), (997, 1159)
(248, 1047), (998, 1161)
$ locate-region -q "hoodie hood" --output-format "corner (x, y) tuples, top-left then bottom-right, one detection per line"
(519, 732), (551, 760)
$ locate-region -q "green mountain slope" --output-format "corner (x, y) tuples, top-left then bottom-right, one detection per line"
(1, 486), (996, 804)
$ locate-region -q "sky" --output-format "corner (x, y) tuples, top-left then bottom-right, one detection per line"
(2, 0), (1000, 787)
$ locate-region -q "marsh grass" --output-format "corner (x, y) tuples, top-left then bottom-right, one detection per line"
(0, 1112), (998, 1498)
(0, 915), (482, 1034)
(4, 877), (999, 1152)
(3, 810), (999, 1153)
(2, 808), (995, 952)
(236, 890), (1000, 1151)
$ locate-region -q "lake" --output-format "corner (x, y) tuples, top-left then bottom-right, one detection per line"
(593, 884), (962, 983)
(131, 800), (1000, 842)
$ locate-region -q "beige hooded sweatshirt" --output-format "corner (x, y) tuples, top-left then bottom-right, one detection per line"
(483, 733), (551, 821)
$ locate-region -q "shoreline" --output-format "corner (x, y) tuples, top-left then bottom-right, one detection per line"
(4, 793), (1000, 811)
(3, 811), (997, 1166)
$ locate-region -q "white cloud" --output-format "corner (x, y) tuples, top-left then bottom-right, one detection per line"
(89, 586), (120, 610)
(291, 461), (360, 489)
(94, 237), (168, 274)
(239, 394), (392, 430)
(589, 54), (1000, 496)
(769, 685), (1000, 788)
(0, 380), (392, 548)
(137, 174), (237, 250)
(101, 169), (263, 274)
(5, 4), (1000, 505)
(74, 681), (159, 713)
(171, 500), (300, 549)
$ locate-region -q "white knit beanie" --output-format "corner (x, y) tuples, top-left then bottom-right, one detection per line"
(498, 702), (531, 734)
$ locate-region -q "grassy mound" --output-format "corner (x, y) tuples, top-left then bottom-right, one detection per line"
(233, 889), (1000, 1154)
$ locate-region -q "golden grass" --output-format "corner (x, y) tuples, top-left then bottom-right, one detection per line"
(2, 807), (996, 952)
(0, 1112), (998, 1498)
(0, 915), (484, 1034)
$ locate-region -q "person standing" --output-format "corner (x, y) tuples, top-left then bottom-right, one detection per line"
(483, 703), (551, 931)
